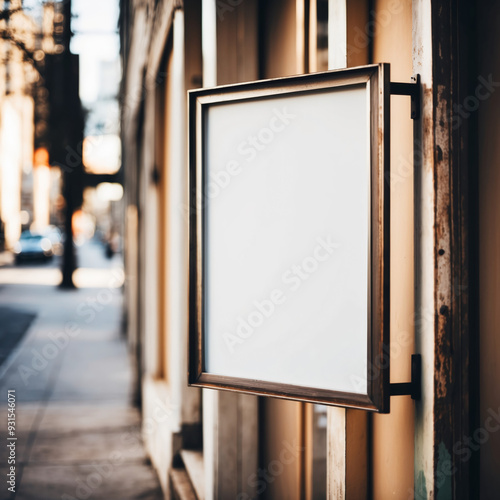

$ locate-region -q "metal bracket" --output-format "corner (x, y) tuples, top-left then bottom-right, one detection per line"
(390, 74), (421, 120)
(390, 354), (421, 400)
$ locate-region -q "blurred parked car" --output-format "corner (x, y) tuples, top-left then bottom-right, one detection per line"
(13, 231), (53, 264)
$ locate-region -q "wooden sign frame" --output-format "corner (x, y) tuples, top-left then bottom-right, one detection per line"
(188, 63), (390, 412)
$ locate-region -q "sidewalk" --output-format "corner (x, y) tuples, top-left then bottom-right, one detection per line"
(0, 247), (163, 500)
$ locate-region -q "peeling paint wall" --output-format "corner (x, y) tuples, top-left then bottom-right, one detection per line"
(412, 0), (435, 496)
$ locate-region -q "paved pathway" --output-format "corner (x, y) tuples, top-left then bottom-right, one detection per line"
(0, 242), (163, 500)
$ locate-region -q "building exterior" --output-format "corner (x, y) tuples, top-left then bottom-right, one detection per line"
(0, 0), (37, 248)
(119, 0), (499, 498)
(0, 0), (64, 249)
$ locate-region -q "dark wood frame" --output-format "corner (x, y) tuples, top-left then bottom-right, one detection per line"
(188, 63), (391, 413)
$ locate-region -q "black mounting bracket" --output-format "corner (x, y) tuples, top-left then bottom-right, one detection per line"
(390, 354), (421, 400)
(390, 74), (421, 120)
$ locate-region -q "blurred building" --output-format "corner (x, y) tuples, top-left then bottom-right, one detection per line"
(0, 0), (36, 248)
(120, 0), (499, 499)
(81, 54), (123, 250)
(0, 0), (65, 249)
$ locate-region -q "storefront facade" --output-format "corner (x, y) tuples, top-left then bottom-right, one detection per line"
(120, 0), (499, 498)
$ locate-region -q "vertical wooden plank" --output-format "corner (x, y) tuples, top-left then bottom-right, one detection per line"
(201, 2), (259, 498)
(155, 53), (167, 381)
(160, 35), (174, 385)
(346, 0), (369, 67)
(238, 395), (259, 498)
(201, 3), (219, 498)
(326, 1), (369, 498)
(327, 409), (368, 499)
(203, 389), (217, 499)
(216, 0), (258, 85)
(325, 5), (348, 500)
(202, 0), (217, 88)
(305, 403), (329, 500)
(205, 391), (259, 498)
(165, 7), (187, 432)
(327, 406), (347, 498)
(184, 0), (203, 93)
(346, 410), (368, 498)
(235, 0), (258, 82)
(412, 1), (436, 497)
(413, 0), (478, 497)
(182, 0), (203, 430)
(305, 404), (313, 500)
(217, 392), (239, 495)
(201, 2), (219, 498)
(328, 0), (346, 69)
(142, 77), (160, 378)
(309, 0), (318, 72)
(262, 398), (303, 500)
(260, 0), (300, 78)
(326, 3), (347, 497)
(296, 0), (306, 74)
(414, 0), (478, 498)
(215, 1), (238, 84)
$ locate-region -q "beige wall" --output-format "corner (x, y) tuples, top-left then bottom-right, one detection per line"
(371, 0), (415, 498)
(478, 0), (500, 497)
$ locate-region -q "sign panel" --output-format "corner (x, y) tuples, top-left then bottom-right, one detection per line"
(188, 64), (390, 412)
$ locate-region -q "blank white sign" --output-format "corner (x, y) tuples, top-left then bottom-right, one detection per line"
(204, 85), (370, 395)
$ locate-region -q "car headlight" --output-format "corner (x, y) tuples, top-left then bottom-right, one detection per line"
(41, 238), (52, 252)
(13, 243), (21, 254)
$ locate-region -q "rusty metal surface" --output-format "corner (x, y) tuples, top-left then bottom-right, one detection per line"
(431, 0), (478, 498)
(413, 0), (477, 497)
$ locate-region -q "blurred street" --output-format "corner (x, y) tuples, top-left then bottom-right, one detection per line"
(0, 241), (162, 500)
